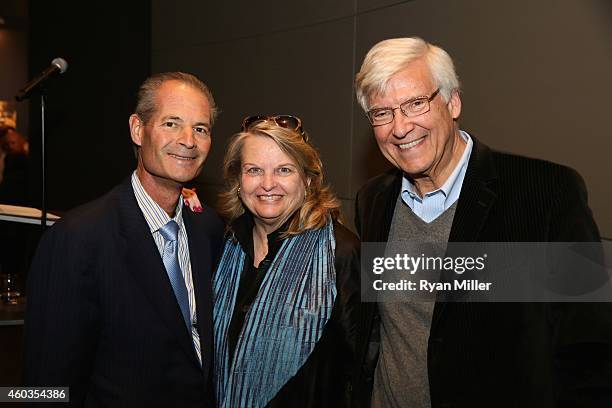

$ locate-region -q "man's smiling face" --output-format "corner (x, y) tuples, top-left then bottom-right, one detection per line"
(131, 80), (212, 192)
(369, 58), (462, 185)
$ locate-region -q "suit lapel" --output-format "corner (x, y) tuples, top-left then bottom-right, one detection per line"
(432, 137), (498, 331)
(369, 169), (402, 242)
(447, 139), (498, 242)
(116, 179), (201, 368)
(182, 209), (214, 381)
(372, 143), (498, 243)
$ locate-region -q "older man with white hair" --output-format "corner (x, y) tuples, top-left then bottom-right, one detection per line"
(353, 37), (612, 408)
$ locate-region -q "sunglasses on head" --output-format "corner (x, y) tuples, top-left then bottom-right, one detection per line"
(241, 115), (307, 141)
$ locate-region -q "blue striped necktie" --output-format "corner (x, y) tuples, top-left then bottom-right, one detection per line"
(159, 220), (191, 330)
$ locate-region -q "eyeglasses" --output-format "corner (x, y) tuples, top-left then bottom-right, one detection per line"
(366, 88), (440, 126)
(241, 115), (307, 140)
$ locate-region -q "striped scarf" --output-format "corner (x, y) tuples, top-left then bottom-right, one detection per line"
(213, 220), (337, 408)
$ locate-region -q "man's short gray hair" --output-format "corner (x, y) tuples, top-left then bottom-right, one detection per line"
(355, 37), (460, 111)
(134, 71), (218, 125)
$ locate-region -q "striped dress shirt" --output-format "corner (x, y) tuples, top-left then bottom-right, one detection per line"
(131, 172), (201, 363)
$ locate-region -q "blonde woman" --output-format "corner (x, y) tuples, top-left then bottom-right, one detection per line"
(213, 116), (360, 407)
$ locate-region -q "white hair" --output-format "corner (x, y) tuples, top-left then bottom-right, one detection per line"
(355, 37), (460, 111)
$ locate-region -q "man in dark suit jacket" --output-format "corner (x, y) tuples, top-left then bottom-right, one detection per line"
(24, 72), (224, 407)
(352, 38), (612, 407)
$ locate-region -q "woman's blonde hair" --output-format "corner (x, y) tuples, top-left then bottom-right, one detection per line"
(218, 120), (340, 235)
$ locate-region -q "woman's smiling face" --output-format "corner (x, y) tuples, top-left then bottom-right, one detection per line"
(240, 135), (306, 233)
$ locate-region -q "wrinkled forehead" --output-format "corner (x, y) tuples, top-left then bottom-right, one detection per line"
(155, 81), (210, 113)
(368, 60), (435, 107)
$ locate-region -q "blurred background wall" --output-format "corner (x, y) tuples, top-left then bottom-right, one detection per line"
(8, 0), (612, 236)
(150, 0), (612, 236)
(0, 1), (28, 135)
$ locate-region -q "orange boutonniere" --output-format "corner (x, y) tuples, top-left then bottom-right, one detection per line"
(182, 187), (203, 213)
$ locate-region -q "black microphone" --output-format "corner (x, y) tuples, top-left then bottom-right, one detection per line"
(15, 57), (69, 101)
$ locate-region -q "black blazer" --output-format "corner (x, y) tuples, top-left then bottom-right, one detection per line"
(354, 138), (612, 407)
(24, 177), (224, 407)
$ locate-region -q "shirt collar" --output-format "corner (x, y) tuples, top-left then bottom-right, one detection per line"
(402, 130), (473, 201)
(131, 171), (184, 234)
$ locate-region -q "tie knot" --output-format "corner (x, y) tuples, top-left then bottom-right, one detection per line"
(159, 220), (179, 242)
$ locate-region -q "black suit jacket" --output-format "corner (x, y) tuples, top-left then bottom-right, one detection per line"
(24, 177), (224, 407)
(354, 138), (612, 407)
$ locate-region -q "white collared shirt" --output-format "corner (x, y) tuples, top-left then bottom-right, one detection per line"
(131, 172), (201, 363)
(401, 130), (473, 223)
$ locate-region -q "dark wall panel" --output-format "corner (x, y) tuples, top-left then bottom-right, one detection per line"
(152, 0), (354, 49)
(28, 1), (151, 211)
(150, 0), (611, 235)
(0, 1), (28, 136)
(152, 0), (358, 217)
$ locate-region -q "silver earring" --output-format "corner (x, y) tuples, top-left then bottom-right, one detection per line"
(237, 187), (241, 194)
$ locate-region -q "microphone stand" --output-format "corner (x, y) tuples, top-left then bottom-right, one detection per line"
(40, 93), (47, 232)
(15, 58), (68, 232)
